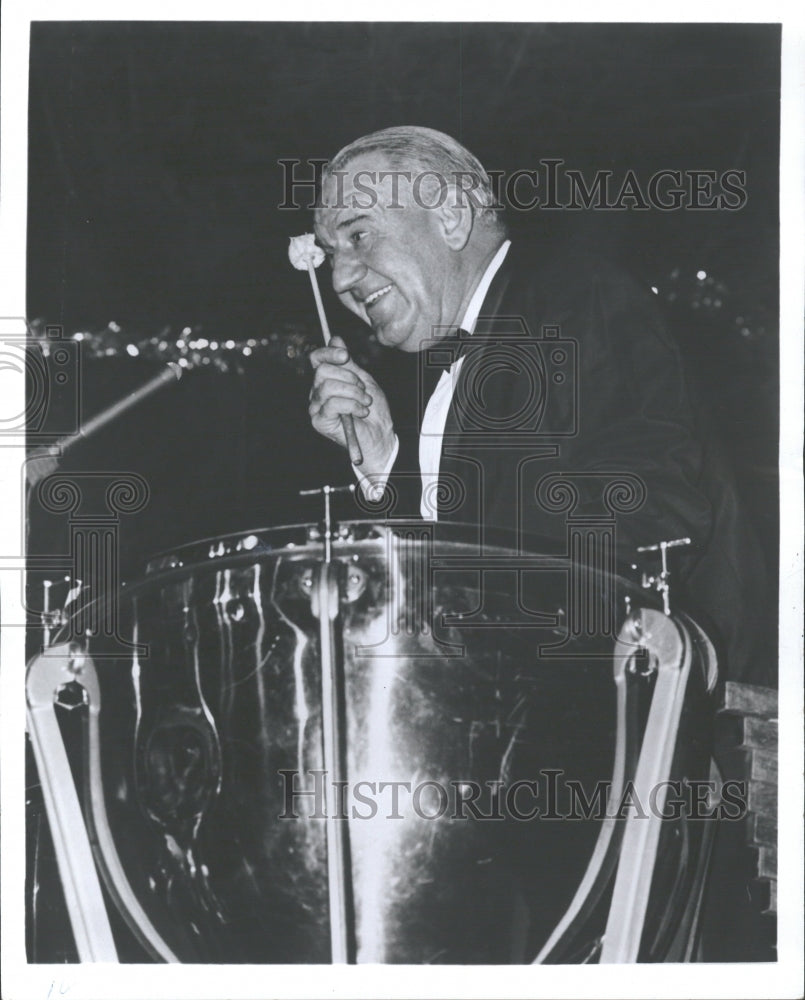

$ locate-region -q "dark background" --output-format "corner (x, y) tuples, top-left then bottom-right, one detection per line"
(23, 22), (781, 964)
(27, 21), (780, 582)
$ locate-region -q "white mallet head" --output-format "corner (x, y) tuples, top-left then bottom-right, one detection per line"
(288, 233), (325, 270)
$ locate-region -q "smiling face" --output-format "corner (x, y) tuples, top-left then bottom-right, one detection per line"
(313, 152), (474, 352)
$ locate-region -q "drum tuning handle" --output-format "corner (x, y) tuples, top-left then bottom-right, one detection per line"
(299, 485), (356, 562)
(298, 484), (356, 498)
(636, 538), (691, 615)
(40, 576), (84, 649)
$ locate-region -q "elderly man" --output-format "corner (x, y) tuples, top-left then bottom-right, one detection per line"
(308, 125), (765, 683)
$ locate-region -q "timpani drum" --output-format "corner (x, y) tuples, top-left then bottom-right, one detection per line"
(37, 520), (718, 963)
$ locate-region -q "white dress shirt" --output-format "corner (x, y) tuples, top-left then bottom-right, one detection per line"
(355, 240), (511, 520)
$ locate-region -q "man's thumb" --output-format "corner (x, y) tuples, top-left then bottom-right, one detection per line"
(328, 335), (352, 367)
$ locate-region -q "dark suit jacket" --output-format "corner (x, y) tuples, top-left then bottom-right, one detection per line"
(379, 241), (767, 683)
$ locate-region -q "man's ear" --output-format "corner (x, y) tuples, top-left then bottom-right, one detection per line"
(437, 184), (474, 251)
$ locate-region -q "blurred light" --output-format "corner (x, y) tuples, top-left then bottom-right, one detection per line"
(197, 337), (209, 349)
(225, 339), (235, 349)
(178, 357), (189, 367)
(108, 320), (121, 332)
(696, 270), (707, 280)
(182, 326), (192, 335)
(242, 346), (252, 356)
(650, 286), (658, 294)
(209, 341), (219, 350)
(126, 344), (139, 356)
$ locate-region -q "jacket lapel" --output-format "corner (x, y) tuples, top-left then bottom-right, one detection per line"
(437, 249), (519, 523)
(442, 249), (514, 443)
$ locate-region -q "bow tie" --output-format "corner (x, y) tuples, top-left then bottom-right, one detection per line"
(423, 328), (473, 372)
(418, 328), (472, 416)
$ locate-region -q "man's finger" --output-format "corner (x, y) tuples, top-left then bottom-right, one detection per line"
(313, 363), (365, 390)
(310, 344), (350, 369)
(311, 380), (372, 407)
(311, 395), (371, 421)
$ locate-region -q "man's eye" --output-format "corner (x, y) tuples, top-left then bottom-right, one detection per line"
(349, 231), (368, 246)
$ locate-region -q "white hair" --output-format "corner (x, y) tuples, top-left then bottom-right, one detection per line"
(323, 125), (507, 235)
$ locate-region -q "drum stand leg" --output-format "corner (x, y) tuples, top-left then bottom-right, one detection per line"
(312, 561), (356, 964)
(26, 643), (118, 962)
(600, 609), (715, 963)
(26, 643), (179, 963)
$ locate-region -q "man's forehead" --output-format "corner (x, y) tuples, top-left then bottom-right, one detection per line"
(317, 153), (415, 215)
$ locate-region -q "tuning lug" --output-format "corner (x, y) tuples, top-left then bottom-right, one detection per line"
(636, 537), (691, 615)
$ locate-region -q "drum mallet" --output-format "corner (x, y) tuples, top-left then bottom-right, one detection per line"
(288, 233), (364, 467)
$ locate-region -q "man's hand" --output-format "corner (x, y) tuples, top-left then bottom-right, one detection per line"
(309, 336), (395, 472)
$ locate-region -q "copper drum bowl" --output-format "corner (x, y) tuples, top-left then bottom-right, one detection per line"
(63, 521), (715, 963)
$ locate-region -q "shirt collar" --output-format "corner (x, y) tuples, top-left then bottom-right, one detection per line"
(459, 239), (511, 334)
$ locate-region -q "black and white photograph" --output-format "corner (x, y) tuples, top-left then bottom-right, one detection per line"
(1, 5), (802, 999)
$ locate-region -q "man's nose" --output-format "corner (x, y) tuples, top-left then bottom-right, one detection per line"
(331, 249), (368, 295)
